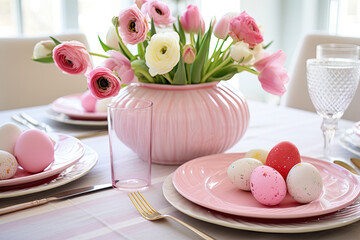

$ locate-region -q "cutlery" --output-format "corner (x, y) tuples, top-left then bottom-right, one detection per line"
(11, 114), (37, 130)
(0, 183), (112, 215)
(333, 160), (359, 175)
(350, 158), (360, 170)
(19, 112), (53, 132)
(128, 191), (215, 240)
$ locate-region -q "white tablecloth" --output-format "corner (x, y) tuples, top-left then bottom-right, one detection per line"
(1, 101), (359, 240)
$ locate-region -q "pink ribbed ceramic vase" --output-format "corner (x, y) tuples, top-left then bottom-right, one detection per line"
(112, 81), (249, 165)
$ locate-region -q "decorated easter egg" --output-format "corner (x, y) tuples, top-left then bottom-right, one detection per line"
(250, 165), (287, 206)
(245, 149), (269, 164)
(227, 157), (263, 191)
(14, 129), (55, 173)
(266, 141), (301, 180)
(0, 150), (18, 179)
(0, 123), (22, 155)
(80, 90), (97, 112)
(287, 162), (323, 204)
(96, 97), (112, 112)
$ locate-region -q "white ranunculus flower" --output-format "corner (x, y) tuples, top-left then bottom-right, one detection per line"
(230, 41), (254, 64)
(145, 32), (180, 76)
(106, 25), (120, 50)
(33, 40), (56, 59)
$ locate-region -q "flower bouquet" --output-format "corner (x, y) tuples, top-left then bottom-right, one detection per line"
(32, 0), (289, 100)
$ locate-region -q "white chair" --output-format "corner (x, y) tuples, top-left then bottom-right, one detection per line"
(0, 32), (91, 111)
(281, 32), (360, 121)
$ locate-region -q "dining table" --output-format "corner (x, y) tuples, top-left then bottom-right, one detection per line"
(0, 99), (359, 240)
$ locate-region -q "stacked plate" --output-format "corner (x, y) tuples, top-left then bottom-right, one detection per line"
(339, 122), (360, 156)
(0, 133), (98, 198)
(48, 94), (108, 126)
(163, 153), (360, 233)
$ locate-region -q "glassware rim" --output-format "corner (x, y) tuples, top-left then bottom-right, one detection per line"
(316, 43), (360, 51)
(306, 58), (360, 66)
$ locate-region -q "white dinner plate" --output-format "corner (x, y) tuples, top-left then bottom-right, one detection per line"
(0, 133), (85, 187)
(0, 145), (98, 198)
(339, 128), (360, 156)
(163, 174), (360, 233)
(46, 109), (108, 126)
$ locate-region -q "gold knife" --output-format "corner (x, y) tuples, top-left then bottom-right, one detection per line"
(333, 160), (359, 175)
(350, 158), (360, 170)
(0, 183), (112, 215)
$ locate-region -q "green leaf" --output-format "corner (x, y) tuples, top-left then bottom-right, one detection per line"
(131, 60), (154, 83)
(150, 18), (156, 36)
(195, 24), (202, 52)
(172, 54), (187, 85)
(32, 56), (54, 63)
(49, 36), (61, 45)
(263, 40), (273, 49)
(177, 17), (186, 46)
(98, 35), (115, 52)
(207, 67), (238, 82)
(190, 24), (212, 84)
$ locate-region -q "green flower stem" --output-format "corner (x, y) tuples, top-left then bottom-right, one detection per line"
(137, 42), (145, 60)
(233, 65), (259, 75)
(89, 52), (110, 58)
(114, 22), (134, 59)
(190, 33), (195, 46)
(138, 69), (155, 83)
(162, 73), (173, 84)
(201, 57), (232, 83)
(185, 64), (190, 84)
(203, 38), (220, 74)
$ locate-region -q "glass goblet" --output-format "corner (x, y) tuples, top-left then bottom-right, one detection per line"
(316, 43), (359, 60)
(306, 58), (360, 160)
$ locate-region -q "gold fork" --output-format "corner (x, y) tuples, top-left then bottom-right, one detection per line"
(128, 191), (215, 240)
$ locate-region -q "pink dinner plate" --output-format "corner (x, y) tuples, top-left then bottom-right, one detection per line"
(172, 153), (360, 219)
(51, 94), (107, 120)
(0, 133), (85, 187)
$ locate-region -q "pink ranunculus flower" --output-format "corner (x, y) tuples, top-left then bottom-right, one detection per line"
(134, 0), (147, 9)
(141, 0), (175, 27)
(102, 50), (138, 84)
(213, 12), (238, 39)
(229, 11), (263, 47)
(52, 41), (92, 75)
(254, 50), (289, 96)
(87, 67), (121, 99)
(118, 4), (149, 45)
(180, 5), (205, 34)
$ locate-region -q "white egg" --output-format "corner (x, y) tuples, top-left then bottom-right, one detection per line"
(245, 148), (269, 164)
(96, 97), (113, 112)
(0, 123), (22, 155)
(286, 162), (323, 204)
(227, 157), (263, 191)
(0, 150), (18, 179)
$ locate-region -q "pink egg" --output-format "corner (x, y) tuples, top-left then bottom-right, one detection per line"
(266, 141), (301, 180)
(80, 90), (97, 112)
(250, 165), (287, 206)
(14, 129), (54, 173)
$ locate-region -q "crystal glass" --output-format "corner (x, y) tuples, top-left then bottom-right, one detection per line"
(316, 43), (360, 60)
(307, 58), (360, 160)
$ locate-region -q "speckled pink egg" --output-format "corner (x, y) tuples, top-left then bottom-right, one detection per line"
(80, 90), (97, 112)
(14, 129), (54, 173)
(286, 163), (323, 204)
(0, 150), (18, 179)
(250, 165), (287, 206)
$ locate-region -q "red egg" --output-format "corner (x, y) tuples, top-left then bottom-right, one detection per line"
(265, 141), (301, 180)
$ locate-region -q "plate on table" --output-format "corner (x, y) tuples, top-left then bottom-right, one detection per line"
(172, 153), (360, 219)
(0, 133), (85, 187)
(163, 174), (360, 233)
(0, 145), (98, 198)
(339, 128), (360, 156)
(46, 109), (108, 126)
(51, 94), (107, 120)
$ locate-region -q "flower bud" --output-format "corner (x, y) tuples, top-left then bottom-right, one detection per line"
(182, 44), (196, 64)
(106, 25), (120, 50)
(33, 40), (56, 59)
(213, 12), (238, 39)
(230, 41), (254, 64)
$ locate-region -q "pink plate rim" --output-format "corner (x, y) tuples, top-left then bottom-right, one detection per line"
(51, 94), (107, 120)
(172, 153), (360, 219)
(0, 133), (85, 187)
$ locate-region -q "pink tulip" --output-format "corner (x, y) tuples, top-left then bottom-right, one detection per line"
(254, 50), (289, 96)
(52, 41), (92, 75)
(134, 0), (147, 9)
(141, 0), (175, 27)
(102, 50), (138, 84)
(180, 5), (205, 34)
(118, 5), (149, 45)
(87, 67), (121, 99)
(229, 11), (263, 47)
(213, 12), (238, 39)
(182, 44), (196, 64)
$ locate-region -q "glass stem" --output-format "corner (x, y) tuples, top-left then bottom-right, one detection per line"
(321, 117), (338, 160)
